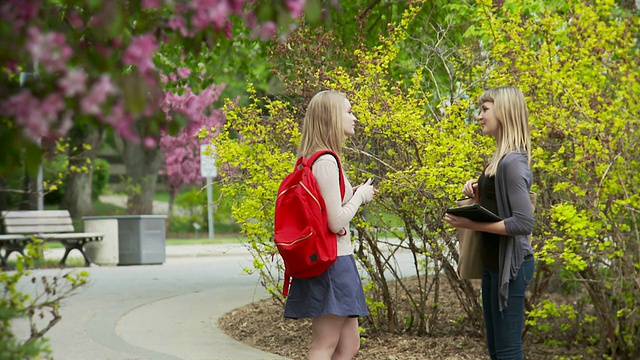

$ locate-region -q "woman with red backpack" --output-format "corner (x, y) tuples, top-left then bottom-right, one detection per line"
(283, 90), (377, 360)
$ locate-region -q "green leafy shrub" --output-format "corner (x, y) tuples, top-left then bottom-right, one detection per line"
(168, 184), (240, 234)
(210, 0), (639, 357)
(43, 144), (110, 206)
(1, 241), (88, 360)
(91, 158), (110, 200)
(459, 0), (640, 357)
(210, 3), (488, 335)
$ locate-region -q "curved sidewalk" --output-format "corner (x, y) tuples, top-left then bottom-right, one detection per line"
(13, 244), (290, 360)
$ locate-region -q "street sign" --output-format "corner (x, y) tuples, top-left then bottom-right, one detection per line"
(200, 144), (217, 178)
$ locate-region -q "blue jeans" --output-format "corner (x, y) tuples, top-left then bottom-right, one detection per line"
(481, 257), (535, 360)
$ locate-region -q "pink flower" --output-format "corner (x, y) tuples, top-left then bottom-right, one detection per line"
(1, 90), (68, 141)
(103, 102), (138, 142)
(52, 111), (74, 138)
(159, 84), (228, 195)
(40, 93), (65, 118)
(25, 27), (72, 73)
(254, 21), (277, 41)
(0, 0), (41, 30)
(67, 11), (83, 29)
(227, 0), (247, 13)
(143, 136), (158, 148)
(286, 0), (306, 18)
(190, 0), (231, 30)
(58, 68), (87, 97)
(142, 0), (162, 9)
(168, 15), (189, 37)
(81, 74), (117, 115)
(243, 13), (257, 30)
(177, 67), (191, 79)
(123, 34), (157, 74)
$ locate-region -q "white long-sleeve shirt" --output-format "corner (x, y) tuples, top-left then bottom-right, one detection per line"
(311, 154), (366, 256)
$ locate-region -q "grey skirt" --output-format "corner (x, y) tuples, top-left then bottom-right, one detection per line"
(284, 255), (369, 319)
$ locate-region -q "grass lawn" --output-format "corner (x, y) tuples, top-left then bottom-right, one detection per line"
(92, 200), (128, 216)
(153, 189), (171, 203)
(45, 236), (244, 249)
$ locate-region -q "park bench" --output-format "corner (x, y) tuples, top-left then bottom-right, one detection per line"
(0, 210), (104, 268)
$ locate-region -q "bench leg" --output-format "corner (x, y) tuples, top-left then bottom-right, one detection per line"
(4, 244), (26, 259)
(1, 242), (26, 269)
(0, 251), (8, 269)
(60, 240), (92, 267)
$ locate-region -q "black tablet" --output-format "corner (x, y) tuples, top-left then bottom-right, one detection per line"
(446, 204), (502, 222)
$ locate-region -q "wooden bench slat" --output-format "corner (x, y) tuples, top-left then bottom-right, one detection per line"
(0, 234), (27, 240)
(5, 224), (75, 233)
(2, 210), (71, 218)
(4, 217), (73, 226)
(39, 233), (104, 240)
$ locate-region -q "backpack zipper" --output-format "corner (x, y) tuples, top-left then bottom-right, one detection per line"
(275, 232), (313, 246)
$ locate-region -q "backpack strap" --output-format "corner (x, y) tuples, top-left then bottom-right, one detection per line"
(303, 150), (346, 198)
(283, 272), (292, 297)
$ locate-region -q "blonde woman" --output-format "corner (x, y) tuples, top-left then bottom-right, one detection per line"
(444, 86), (535, 360)
(283, 90), (376, 360)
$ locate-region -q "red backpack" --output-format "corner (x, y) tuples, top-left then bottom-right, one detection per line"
(274, 150), (345, 296)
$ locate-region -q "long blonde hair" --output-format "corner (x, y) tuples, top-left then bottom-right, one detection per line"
(298, 90), (346, 158)
(481, 86), (531, 176)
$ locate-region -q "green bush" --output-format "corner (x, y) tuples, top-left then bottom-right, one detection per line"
(43, 155), (68, 206)
(1, 241), (88, 360)
(91, 158), (110, 200)
(168, 184), (240, 234)
(44, 157), (111, 205)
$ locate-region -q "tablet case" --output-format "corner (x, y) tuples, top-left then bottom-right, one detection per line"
(446, 203), (502, 222)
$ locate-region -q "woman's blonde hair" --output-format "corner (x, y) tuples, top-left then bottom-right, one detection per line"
(481, 86), (531, 176)
(298, 90), (346, 158)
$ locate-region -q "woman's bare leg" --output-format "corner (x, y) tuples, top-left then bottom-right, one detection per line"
(331, 317), (360, 360)
(309, 314), (347, 360)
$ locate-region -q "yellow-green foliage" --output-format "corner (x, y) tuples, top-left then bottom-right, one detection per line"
(212, 2), (490, 333)
(208, 84), (301, 297)
(464, 0), (639, 357)
(211, 0), (639, 353)
(1, 242), (88, 358)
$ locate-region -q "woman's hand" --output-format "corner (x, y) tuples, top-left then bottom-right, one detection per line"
(462, 179), (479, 201)
(355, 178), (378, 203)
(443, 213), (475, 230)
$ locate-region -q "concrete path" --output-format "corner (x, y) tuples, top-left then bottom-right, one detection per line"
(11, 244), (289, 360)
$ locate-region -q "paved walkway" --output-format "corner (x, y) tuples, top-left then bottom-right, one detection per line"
(11, 244), (289, 360)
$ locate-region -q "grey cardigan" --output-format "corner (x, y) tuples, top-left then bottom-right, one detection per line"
(495, 152), (535, 311)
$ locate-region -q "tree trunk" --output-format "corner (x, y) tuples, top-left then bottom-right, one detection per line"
(62, 127), (104, 219)
(166, 191), (176, 233)
(20, 169), (38, 210)
(115, 136), (163, 215)
(62, 170), (94, 218)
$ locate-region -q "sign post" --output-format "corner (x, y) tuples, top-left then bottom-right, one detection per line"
(20, 62), (43, 210)
(200, 144), (217, 240)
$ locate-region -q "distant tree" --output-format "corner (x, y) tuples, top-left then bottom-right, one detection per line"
(159, 84), (226, 220)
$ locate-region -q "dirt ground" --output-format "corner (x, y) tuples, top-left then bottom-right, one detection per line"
(218, 276), (594, 360)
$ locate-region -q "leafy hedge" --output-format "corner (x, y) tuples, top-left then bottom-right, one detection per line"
(209, 1), (639, 358)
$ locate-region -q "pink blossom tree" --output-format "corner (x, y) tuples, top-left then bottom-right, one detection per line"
(159, 83), (226, 218)
(0, 0), (314, 214)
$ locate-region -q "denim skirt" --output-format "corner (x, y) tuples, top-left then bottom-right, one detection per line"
(284, 255), (369, 319)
